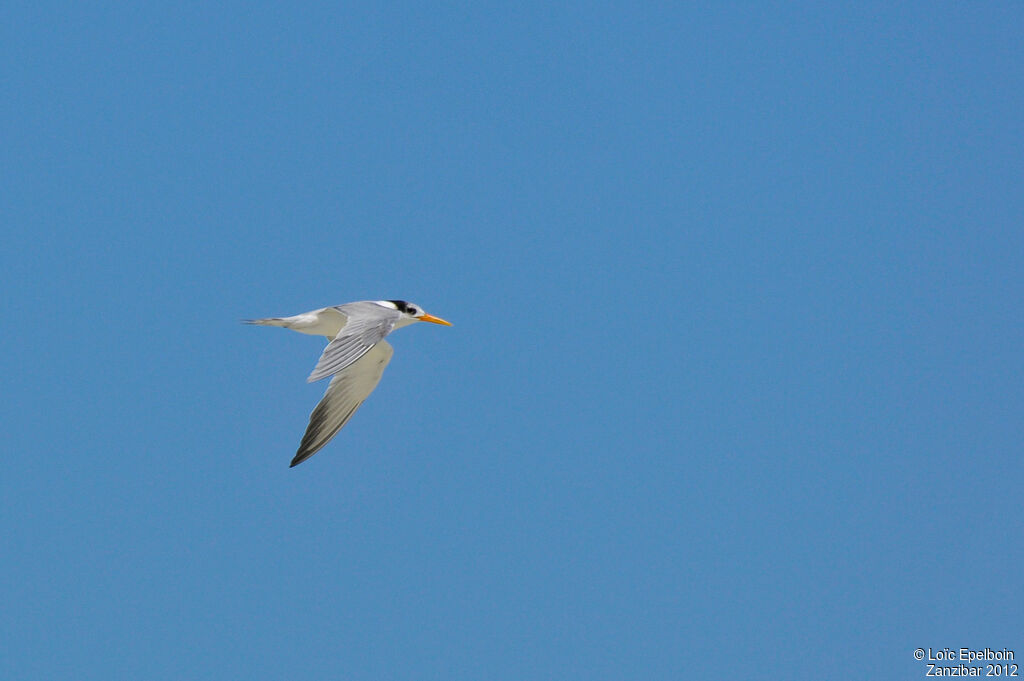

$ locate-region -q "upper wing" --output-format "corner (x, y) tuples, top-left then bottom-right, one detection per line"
(291, 340), (394, 467)
(306, 301), (400, 382)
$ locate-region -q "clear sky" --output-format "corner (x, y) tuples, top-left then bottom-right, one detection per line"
(2, 2), (1022, 679)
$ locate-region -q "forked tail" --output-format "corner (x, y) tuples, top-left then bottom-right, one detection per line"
(242, 317), (289, 327)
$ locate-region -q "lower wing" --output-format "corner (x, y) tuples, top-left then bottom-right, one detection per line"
(290, 340), (394, 467)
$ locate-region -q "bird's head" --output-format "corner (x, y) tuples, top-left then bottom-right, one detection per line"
(386, 300), (452, 328)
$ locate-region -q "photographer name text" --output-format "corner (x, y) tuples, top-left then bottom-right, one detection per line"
(913, 649), (1017, 677)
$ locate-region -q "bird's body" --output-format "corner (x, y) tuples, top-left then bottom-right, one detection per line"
(247, 300), (451, 467)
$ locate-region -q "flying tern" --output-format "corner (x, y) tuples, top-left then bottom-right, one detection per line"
(247, 300), (452, 467)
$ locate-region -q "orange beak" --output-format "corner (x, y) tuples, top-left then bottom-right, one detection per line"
(419, 313), (452, 326)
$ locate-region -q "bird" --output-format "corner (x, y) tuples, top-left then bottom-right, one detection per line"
(246, 300), (452, 467)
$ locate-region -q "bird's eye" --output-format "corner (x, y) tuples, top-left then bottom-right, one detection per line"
(409, 308), (418, 315)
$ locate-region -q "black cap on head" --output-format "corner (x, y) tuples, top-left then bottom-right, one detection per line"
(388, 300), (412, 314)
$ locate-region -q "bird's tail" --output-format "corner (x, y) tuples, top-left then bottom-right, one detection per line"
(242, 317), (290, 327)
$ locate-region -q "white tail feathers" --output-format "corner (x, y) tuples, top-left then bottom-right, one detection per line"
(243, 308), (347, 338)
(244, 317), (289, 327)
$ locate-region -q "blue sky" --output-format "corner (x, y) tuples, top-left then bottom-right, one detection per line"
(2, 2), (1022, 679)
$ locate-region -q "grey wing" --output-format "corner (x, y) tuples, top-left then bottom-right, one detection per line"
(307, 302), (400, 383)
(291, 340), (394, 467)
